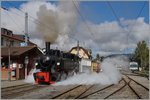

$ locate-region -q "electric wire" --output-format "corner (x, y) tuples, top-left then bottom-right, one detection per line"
(3, 1), (85, 48)
(2, 7), (24, 33)
(72, 0), (95, 38)
(126, 2), (147, 45)
(106, 1), (124, 28)
(6, 2), (60, 35)
(106, 1), (147, 53)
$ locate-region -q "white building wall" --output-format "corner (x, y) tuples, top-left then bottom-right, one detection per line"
(79, 58), (91, 73)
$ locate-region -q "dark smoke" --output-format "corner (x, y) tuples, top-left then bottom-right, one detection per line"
(36, 0), (78, 43)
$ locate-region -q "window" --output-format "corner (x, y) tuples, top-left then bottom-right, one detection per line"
(10, 40), (14, 46)
(1, 28), (5, 34)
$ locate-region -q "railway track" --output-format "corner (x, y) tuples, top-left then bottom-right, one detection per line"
(1, 84), (48, 99)
(121, 70), (149, 79)
(122, 73), (148, 78)
(104, 79), (127, 99)
(46, 79), (124, 99)
(124, 75), (149, 99)
(79, 79), (126, 99)
(126, 75), (149, 91)
(2, 83), (32, 93)
(50, 78), (129, 99)
(79, 75), (148, 99)
(1, 74), (148, 99)
(51, 85), (94, 99)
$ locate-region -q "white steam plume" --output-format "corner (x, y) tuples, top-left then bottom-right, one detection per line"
(24, 68), (36, 84)
(24, 56), (129, 85)
(54, 57), (129, 86)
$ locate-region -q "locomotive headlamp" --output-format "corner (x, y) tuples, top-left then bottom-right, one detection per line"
(57, 62), (60, 66)
(46, 56), (50, 61)
(35, 62), (38, 66)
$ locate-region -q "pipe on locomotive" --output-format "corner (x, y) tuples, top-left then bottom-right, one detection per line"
(45, 42), (51, 55)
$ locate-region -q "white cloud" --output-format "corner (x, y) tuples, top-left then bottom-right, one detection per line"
(1, 1), (149, 56)
(75, 17), (149, 55)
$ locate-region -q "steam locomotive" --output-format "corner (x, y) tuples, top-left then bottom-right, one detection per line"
(34, 42), (80, 84)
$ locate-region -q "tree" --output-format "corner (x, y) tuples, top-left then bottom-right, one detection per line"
(133, 40), (149, 71)
(96, 54), (100, 60)
(93, 53), (101, 61)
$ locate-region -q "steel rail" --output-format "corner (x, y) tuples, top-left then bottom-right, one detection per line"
(79, 84), (114, 99)
(1, 84), (32, 92)
(79, 78), (124, 99)
(2, 84), (47, 99)
(75, 85), (95, 99)
(104, 78), (127, 99)
(51, 85), (82, 99)
(126, 75), (149, 91)
(1, 83), (30, 90)
(128, 80), (141, 99)
(122, 73), (148, 78)
(123, 74), (149, 99)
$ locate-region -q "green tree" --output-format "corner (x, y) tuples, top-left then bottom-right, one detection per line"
(133, 40), (149, 70)
(93, 53), (101, 61)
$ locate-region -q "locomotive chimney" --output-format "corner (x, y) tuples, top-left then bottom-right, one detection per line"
(45, 42), (50, 55)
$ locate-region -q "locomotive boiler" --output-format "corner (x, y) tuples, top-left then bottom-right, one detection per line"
(34, 42), (80, 84)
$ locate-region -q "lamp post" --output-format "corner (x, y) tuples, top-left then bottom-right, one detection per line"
(24, 56), (29, 79)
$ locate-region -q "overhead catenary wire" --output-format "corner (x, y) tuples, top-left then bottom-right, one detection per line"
(106, 1), (147, 34)
(3, 1), (86, 48)
(106, 1), (124, 28)
(126, 1), (147, 53)
(2, 3), (67, 37)
(106, 1), (147, 53)
(126, 2), (147, 45)
(72, 0), (97, 51)
(5, 2), (60, 35)
(2, 7), (24, 33)
(72, 0), (96, 38)
(6, 1), (82, 44)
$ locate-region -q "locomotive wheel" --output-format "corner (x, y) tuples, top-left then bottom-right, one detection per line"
(51, 75), (57, 81)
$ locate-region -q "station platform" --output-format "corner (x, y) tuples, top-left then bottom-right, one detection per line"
(1, 80), (27, 88)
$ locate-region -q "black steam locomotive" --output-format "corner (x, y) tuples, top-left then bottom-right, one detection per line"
(34, 42), (80, 84)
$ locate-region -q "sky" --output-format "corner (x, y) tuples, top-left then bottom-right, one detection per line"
(1, 0), (149, 57)
(2, 1), (149, 23)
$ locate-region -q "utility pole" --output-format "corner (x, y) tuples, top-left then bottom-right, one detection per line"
(25, 12), (28, 46)
(24, 56), (29, 79)
(77, 41), (79, 57)
(25, 12), (28, 79)
(8, 42), (11, 81)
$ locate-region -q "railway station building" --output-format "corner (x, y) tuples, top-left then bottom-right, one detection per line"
(1, 28), (43, 80)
